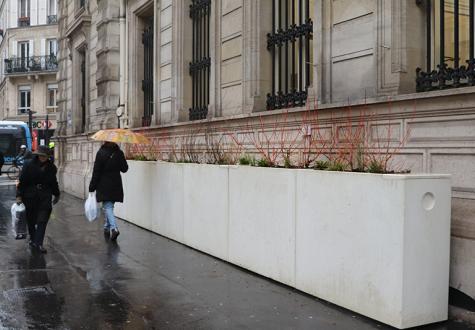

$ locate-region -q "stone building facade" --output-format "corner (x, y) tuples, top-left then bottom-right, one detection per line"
(57, 0), (475, 301)
(0, 0), (59, 146)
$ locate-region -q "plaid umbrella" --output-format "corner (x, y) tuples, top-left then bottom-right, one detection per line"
(91, 129), (150, 144)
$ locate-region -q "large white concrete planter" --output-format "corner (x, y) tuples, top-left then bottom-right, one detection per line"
(116, 161), (451, 329)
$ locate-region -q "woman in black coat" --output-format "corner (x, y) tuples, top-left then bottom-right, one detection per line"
(89, 142), (128, 240)
(16, 146), (60, 253)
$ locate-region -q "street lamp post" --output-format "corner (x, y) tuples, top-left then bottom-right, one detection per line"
(45, 113), (50, 146)
(27, 109), (37, 149)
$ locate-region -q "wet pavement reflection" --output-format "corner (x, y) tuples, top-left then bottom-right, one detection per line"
(0, 179), (473, 329)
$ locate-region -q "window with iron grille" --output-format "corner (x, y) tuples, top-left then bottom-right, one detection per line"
(142, 18), (154, 127)
(80, 56), (86, 133)
(267, 0), (314, 110)
(189, 0), (211, 121)
(48, 0), (58, 24)
(18, 41), (29, 71)
(416, 0), (475, 91)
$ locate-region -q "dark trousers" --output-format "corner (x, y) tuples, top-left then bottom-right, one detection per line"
(24, 199), (51, 246)
(27, 221), (48, 246)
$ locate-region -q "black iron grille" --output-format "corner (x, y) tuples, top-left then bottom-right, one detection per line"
(416, 0), (475, 91)
(142, 18), (154, 127)
(267, 0), (313, 110)
(189, 0), (211, 121)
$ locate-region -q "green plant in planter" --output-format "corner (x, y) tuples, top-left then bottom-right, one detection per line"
(314, 160), (329, 170)
(257, 158), (272, 167)
(239, 154), (256, 166)
(354, 145), (366, 172)
(328, 160), (347, 172)
(133, 155), (157, 162)
(283, 155), (293, 168)
(134, 155), (149, 161)
(367, 160), (385, 173)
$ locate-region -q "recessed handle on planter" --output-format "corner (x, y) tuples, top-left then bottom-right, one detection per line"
(422, 192), (435, 211)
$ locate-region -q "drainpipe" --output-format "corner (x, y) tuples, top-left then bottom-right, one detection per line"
(124, 1), (129, 128)
(117, 0), (127, 128)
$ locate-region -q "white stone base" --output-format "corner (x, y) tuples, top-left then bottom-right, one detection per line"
(115, 161), (451, 329)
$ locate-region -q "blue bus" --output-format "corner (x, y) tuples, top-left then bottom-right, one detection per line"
(0, 121), (32, 165)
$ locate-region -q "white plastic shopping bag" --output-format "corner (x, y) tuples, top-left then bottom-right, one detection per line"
(11, 203), (27, 237)
(85, 192), (98, 222)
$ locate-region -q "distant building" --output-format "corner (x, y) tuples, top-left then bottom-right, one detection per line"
(0, 0), (59, 149)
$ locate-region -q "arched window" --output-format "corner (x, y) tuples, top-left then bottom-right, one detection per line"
(267, 0), (314, 110)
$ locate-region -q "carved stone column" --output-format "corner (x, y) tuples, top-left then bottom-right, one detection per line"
(242, 0), (272, 113)
(95, 0), (121, 128)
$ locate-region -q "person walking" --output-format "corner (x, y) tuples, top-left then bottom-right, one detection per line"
(89, 142), (128, 240)
(16, 145), (33, 168)
(16, 146), (60, 253)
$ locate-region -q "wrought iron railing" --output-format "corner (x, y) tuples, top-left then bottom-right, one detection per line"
(416, 0), (475, 92)
(267, 0), (313, 110)
(4, 55), (58, 74)
(189, 0), (211, 121)
(47, 15), (58, 24)
(18, 16), (30, 27)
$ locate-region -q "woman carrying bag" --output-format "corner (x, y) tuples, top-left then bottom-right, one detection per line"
(89, 142), (128, 240)
(16, 146), (60, 253)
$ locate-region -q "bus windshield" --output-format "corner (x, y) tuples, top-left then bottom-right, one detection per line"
(0, 122), (31, 164)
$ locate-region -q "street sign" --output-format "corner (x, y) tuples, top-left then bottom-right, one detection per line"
(31, 120), (54, 129)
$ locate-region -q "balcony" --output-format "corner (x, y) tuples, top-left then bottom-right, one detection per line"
(4, 55), (58, 75)
(18, 16), (30, 27)
(47, 15), (58, 24)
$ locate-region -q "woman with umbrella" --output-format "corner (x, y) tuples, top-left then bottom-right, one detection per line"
(89, 129), (148, 240)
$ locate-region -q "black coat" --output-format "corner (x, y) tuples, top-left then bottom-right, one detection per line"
(89, 144), (128, 203)
(17, 157), (60, 212)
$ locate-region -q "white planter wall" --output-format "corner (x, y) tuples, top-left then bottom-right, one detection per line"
(151, 162), (184, 242)
(228, 166), (297, 287)
(115, 161), (154, 230)
(183, 164), (229, 260)
(117, 161), (451, 329)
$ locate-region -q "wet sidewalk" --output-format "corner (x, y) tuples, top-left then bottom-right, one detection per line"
(0, 181), (472, 329)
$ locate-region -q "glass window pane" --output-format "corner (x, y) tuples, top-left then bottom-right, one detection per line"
(444, 0), (455, 66)
(434, 0), (472, 68)
(20, 92), (25, 108)
(49, 0), (55, 15)
(459, 0), (470, 65)
(48, 89), (56, 106)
